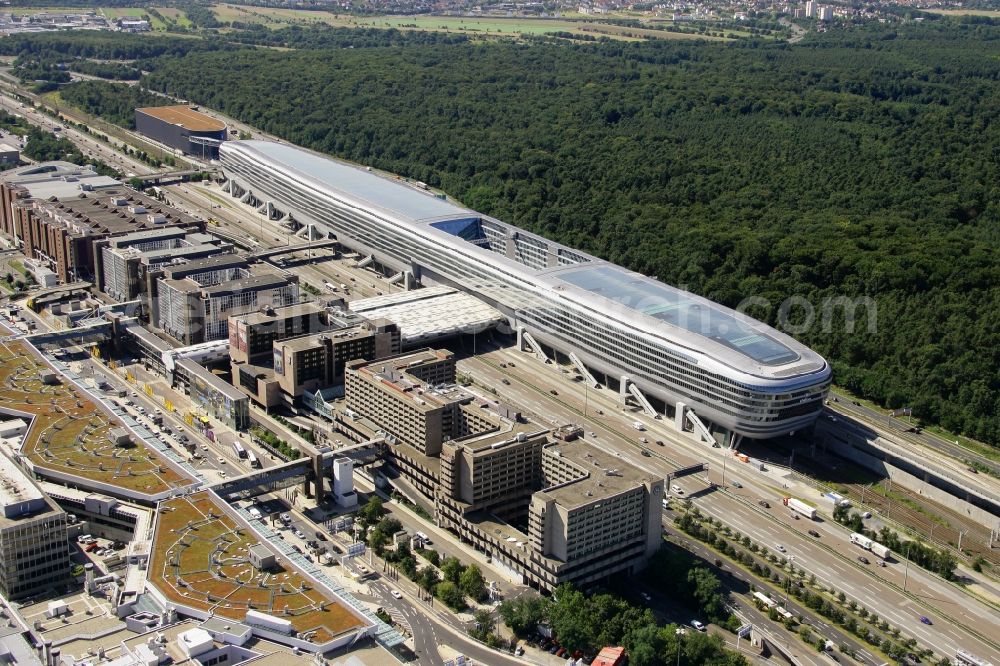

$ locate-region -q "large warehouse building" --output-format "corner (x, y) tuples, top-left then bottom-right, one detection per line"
(135, 105), (227, 159)
(220, 140), (831, 443)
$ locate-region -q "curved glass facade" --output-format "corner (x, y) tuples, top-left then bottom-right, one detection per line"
(220, 141), (831, 439)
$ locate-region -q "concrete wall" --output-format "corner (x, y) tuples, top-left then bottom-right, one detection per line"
(820, 427), (999, 530)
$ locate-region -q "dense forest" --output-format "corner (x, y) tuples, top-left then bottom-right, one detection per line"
(15, 21), (1000, 445)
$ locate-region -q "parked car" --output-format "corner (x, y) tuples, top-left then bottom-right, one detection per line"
(690, 620), (706, 632)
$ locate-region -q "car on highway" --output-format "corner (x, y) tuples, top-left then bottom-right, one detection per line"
(280, 513), (292, 524)
(315, 531), (327, 541)
(655, 439), (664, 446)
(390, 590), (403, 599)
(690, 620), (706, 632)
(502, 378), (511, 385)
(202, 445), (209, 451)
(808, 530), (821, 538)
(217, 457), (226, 465)
(776, 545), (786, 553)
(641, 449), (651, 457)
(549, 389), (558, 396)
(294, 529), (306, 539)
(857, 556), (870, 565)
(919, 616), (932, 625)
(730, 480), (742, 489)
(758, 500), (770, 508)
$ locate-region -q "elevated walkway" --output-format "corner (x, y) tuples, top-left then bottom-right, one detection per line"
(356, 254), (374, 269)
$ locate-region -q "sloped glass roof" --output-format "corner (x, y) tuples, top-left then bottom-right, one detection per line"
(558, 266), (799, 366)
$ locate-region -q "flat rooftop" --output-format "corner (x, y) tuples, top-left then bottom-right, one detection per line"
(279, 326), (371, 352)
(539, 439), (656, 509)
(26, 188), (196, 236)
(108, 227), (188, 248)
(202, 272), (291, 296)
(0, 331), (193, 496)
(349, 286), (504, 345)
(136, 105), (226, 133)
(150, 492), (366, 644)
(237, 302), (326, 327)
(0, 161), (121, 199)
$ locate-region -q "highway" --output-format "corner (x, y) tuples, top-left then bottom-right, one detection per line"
(10, 84), (996, 660)
(454, 342), (1000, 661)
(0, 91), (154, 176)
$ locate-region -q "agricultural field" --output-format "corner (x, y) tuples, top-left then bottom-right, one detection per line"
(924, 8), (1000, 17)
(212, 3), (721, 41)
(151, 492), (364, 643)
(0, 333), (191, 494)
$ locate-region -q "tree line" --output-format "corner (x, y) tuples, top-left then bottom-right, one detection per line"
(14, 17), (1000, 445)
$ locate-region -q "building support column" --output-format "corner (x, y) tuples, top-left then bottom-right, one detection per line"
(675, 401), (687, 432)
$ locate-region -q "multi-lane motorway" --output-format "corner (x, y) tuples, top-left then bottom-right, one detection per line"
(455, 342), (1000, 661)
(9, 85), (998, 662)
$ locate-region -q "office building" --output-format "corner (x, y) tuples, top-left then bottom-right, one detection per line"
(344, 349), (461, 456)
(0, 164), (200, 283)
(220, 141), (830, 442)
(233, 313), (400, 409)
(134, 105), (227, 160)
(154, 255), (298, 345)
(97, 227), (233, 302)
(0, 451), (70, 599)
(342, 350), (662, 592)
(229, 302), (332, 365)
(438, 434), (662, 592)
(805, 0), (816, 16)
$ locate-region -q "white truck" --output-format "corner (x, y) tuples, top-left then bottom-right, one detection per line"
(783, 497), (817, 520)
(869, 542), (891, 560)
(850, 532), (873, 550)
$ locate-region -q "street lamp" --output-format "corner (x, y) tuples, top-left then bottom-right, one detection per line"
(675, 627), (685, 666)
(902, 543), (911, 593)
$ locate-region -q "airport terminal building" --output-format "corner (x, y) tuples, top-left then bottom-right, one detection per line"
(220, 140), (831, 441)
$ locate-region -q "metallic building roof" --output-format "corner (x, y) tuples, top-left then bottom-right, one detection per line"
(223, 141), (828, 383)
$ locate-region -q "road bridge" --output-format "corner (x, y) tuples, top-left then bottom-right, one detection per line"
(248, 239), (340, 261)
(133, 169), (219, 186)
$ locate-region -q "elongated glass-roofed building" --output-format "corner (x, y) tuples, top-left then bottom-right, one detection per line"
(220, 140), (830, 440)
